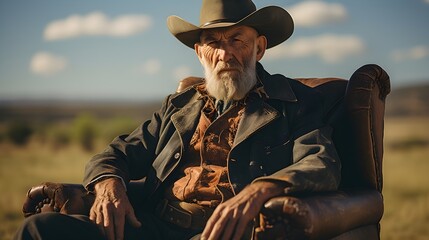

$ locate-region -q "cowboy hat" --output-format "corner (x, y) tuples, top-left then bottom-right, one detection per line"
(167, 0), (294, 49)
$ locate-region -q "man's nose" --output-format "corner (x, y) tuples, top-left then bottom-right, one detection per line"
(217, 43), (233, 62)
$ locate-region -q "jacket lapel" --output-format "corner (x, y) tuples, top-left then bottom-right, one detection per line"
(233, 63), (298, 147)
(233, 97), (279, 147)
(171, 92), (204, 147)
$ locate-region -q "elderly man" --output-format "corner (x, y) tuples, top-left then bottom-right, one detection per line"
(15, 0), (340, 239)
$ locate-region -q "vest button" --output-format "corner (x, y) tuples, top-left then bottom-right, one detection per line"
(230, 158), (237, 162)
(174, 152), (181, 159)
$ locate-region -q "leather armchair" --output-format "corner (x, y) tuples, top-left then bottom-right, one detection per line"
(22, 64), (390, 240)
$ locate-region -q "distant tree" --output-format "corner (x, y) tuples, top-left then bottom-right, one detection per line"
(47, 125), (72, 148)
(103, 116), (138, 141)
(72, 113), (98, 151)
(7, 121), (33, 145)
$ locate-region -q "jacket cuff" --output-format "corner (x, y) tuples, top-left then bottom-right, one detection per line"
(85, 174), (127, 192)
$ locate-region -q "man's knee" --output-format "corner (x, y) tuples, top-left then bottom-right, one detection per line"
(15, 213), (56, 240)
(14, 213), (102, 240)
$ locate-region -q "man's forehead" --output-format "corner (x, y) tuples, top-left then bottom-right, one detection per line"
(200, 26), (258, 39)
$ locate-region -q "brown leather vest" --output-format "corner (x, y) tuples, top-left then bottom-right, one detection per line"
(164, 91), (245, 207)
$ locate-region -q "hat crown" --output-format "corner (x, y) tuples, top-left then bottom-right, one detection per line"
(167, 0), (294, 49)
(199, 0), (256, 27)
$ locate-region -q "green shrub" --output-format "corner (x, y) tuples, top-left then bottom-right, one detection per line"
(6, 121), (33, 145)
(46, 124), (72, 148)
(102, 117), (139, 141)
(72, 113), (98, 151)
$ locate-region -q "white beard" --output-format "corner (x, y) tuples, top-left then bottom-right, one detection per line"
(202, 52), (258, 101)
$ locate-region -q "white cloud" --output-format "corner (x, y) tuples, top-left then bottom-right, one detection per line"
(173, 66), (192, 80)
(391, 45), (429, 62)
(287, 1), (347, 27)
(265, 34), (365, 63)
(140, 59), (161, 75)
(44, 12), (152, 41)
(30, 52), (68, 76)
(425, 0), (429, 4)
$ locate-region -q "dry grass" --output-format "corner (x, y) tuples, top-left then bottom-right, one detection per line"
(0, 116), (428, 239)
(380, 117), (429, 240)
(0, 141), (104, 239)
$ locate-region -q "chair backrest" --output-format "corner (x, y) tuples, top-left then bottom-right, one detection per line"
(299, 64), (390, 192)
(177, 64), (390, 192)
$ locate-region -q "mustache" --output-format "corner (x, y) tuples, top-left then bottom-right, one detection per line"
(214, 60), (242, 72)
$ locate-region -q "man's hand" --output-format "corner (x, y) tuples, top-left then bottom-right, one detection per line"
(201, 181), (284, 240)
(89, 177), (141, 240)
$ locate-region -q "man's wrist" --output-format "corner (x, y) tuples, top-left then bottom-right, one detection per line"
(252, 181), (284, 201)
(87, 174), (127, 192)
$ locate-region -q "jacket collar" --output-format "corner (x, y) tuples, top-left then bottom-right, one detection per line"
(170, 85), (200, 109)
(256, 62), (297, 102)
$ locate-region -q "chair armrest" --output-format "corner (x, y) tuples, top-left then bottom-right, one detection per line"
(23, 184), (383, 239)
(22, 182), (92, 217)
(22, 180), (147, 217)
(254, 190), (383, 240)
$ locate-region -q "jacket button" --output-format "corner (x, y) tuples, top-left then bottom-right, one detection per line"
(230, 158), (236, 162)
(174, 152), (181, 159)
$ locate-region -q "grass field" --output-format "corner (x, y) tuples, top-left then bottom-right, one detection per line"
(380, 117), (429, 240)
(0, 116), (428, 239)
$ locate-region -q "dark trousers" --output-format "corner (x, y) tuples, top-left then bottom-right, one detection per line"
(14, 212), (201, 240)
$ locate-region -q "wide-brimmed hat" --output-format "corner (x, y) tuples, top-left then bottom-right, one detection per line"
(167, 0), (294, 49)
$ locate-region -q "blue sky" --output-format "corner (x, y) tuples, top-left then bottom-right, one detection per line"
(1, 0), (429, 101)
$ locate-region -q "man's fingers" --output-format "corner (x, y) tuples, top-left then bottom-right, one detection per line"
(95, 208), (104, 226)
(91, 209), (106, 237)
(114, 211), (126, 240)
(89, 178), (134, 239)
(231, 215), (251, 240)
(89, 207), (96, 222)
(221, 210), (240, 240)
(203, 208), (233, 240)
(201, 208), (221, 239)
(126, 210), (142, 228)
(103, 205), (115, 240)
(207, 215), (229, 240)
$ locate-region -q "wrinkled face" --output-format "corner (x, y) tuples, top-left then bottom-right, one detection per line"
(195, 26), (267, 101)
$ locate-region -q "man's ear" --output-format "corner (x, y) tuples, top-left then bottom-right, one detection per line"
(256, 35), (267, 61)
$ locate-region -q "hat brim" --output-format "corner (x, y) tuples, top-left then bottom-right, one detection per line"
(167, 6), (294, 49)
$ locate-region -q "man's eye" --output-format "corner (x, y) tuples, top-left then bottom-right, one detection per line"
(206, 41), (217, 46)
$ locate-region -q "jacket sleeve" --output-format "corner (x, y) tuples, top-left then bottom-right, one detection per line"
(83, 95), (171, 189)
(253, 85), (341, 194)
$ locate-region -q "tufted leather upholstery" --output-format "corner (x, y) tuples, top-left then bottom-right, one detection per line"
(22, 64), (390, 240)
